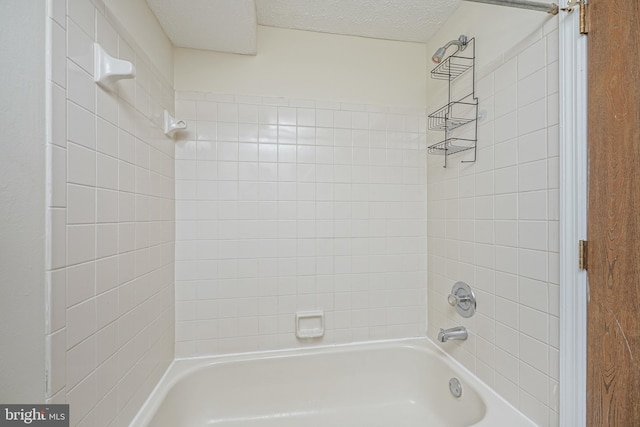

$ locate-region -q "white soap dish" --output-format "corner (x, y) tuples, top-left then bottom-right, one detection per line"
(295, 311), (324, 339)
(94, 43), (135, 91)
(163, 110), (187, 137)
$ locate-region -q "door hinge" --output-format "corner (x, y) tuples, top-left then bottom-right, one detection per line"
(561, 0), (589, 35)
(579, 240), (588, 270)
(579, 1), (589, 35)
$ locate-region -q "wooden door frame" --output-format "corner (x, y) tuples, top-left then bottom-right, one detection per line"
(583, 1), (640, 423)
(559, 6), (588, 426)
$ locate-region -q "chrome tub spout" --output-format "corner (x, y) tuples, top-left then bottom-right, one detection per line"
(437, 326), (468, 342)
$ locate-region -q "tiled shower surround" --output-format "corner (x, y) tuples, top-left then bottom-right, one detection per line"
(45, 0), (175, 425)
(427, 22), (560, 426)
(40, 1), (564, 425)
(174, 93), (427, 357)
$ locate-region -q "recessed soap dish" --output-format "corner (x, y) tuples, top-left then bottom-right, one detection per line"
(295, 311), (324, 339)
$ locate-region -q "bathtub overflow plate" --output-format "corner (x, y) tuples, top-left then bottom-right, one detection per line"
(449, 378), (463, 398)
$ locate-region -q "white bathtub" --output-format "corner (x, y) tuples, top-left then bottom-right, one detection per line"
(131, 339), (535, 427)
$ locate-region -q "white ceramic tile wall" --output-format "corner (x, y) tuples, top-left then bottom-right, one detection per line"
(174, 92), (427, 357)
(45, 1), (175, 425)
(426, 21), (560, 427)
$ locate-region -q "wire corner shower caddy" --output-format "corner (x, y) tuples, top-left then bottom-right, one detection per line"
(428, 37), (479, 168)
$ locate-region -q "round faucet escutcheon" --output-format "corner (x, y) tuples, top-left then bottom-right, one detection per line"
(447, 281), (476, 318)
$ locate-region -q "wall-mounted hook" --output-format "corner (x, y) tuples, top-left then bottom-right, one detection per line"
(163, 110), (187, 137)
(94, 43), (135, 91)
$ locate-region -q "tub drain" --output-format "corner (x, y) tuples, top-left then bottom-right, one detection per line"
(449, 378), (463, 398)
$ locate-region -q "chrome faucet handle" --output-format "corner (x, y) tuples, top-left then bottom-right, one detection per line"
(447, 294), (458, 306)
(447, 282), (477, 318)
(447, 293), (471, 307)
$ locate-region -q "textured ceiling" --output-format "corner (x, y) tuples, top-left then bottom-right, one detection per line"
(146, 0), (258, 54)
(256, 0), (461, 43)
(146, 0), (463, 54)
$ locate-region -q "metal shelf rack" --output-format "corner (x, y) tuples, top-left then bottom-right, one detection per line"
(428, 100), (477, 131)
(427, 38), (478, 168)
(430, 56), (474, 81)
(428, 138), (477, 156)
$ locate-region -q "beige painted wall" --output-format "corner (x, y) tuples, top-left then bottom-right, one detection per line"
(175, 25), (427, 108)
(103, 0), (174, 82)
(425, 2), (551, 97)
(0, 0), (46, 402)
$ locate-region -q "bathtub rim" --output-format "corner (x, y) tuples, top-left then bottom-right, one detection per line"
(130, 337), (536, 427)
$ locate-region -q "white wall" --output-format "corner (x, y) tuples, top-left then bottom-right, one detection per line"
(103, 0), (174, 83)
(174, 93), (427, 357)
(172, 26), (429, 357)
(175, 26), (427, 109)
(46, 1), (176, 425)
(0, 0), (47, 403)
(426, 5), (560, 426)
